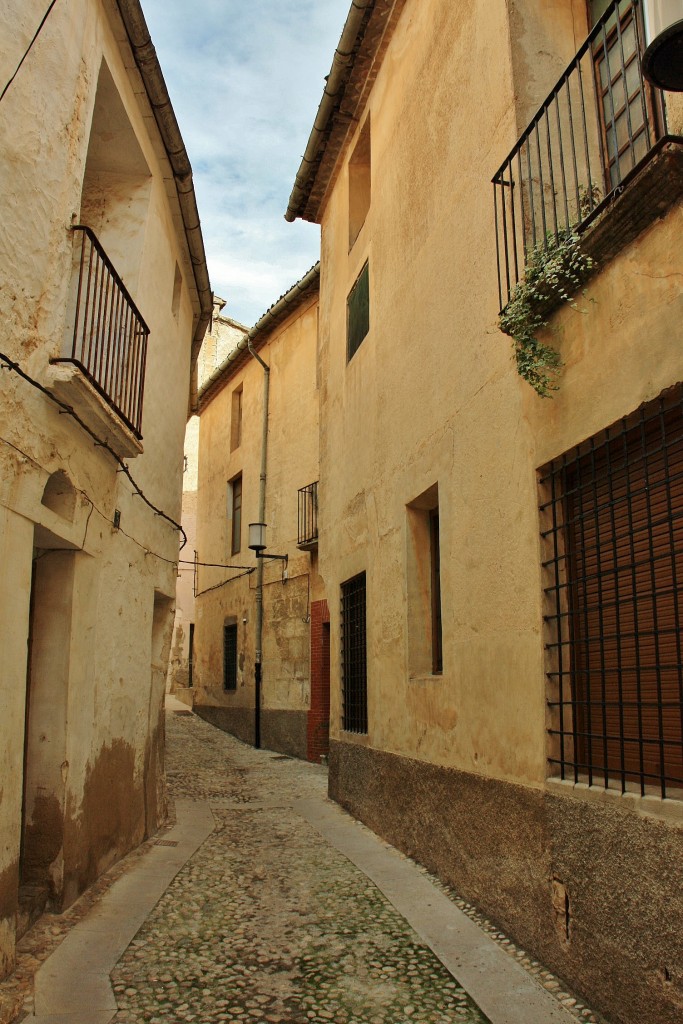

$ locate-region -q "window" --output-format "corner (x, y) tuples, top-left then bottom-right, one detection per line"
(231, 385), (243, 451)
(348, 117), (371, 249)
(430, 509), (443, 674)
(347, 262), (369, 362)
(541, 386), (683, 798)
(341, 573), (368, 733)
(223, 623), (238, 691)
(171, 262), (182, 317)
(406, 485), (443, 676)
(188, 623), (194, 687)
(229, 474), (242, 555)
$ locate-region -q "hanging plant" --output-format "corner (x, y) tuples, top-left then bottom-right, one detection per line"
(499, 231), (595, 397)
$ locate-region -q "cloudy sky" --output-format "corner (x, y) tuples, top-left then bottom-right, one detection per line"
(141, 0), (351, 328)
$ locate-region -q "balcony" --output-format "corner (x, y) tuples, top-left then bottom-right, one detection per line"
(298, 481), (319, 550)
(49, 226), (149, 456)
(493, 0), (683, 312)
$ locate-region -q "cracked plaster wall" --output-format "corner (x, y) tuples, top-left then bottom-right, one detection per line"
(0, 0), (198, 977)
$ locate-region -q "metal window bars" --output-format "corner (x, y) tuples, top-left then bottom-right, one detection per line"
(54, 226), (149, 437)
(492, 0), (667, 309)
(298, 481), (319, 547)
(341, 572), (368, 734)
(539, 385), (683, 799)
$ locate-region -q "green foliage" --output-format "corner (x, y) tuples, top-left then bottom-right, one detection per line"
(499, 231), (594, 397)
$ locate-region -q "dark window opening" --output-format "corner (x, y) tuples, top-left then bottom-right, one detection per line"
(231, 475), (242, 555)
(341, 572), (368, 733)
(430, 508), (443, 674)
(223, 623), (238, 691)
(541, 385), (683, 798)
(347, 262), (369, 362)
(188, 622), (194, 688)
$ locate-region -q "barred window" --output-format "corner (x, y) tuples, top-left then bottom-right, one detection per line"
(223, 624), (238, 692)
(341, 572), (368, 733)
(541, 386), (683, 798)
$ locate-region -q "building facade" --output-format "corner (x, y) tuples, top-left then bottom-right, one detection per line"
(193, 267), (329, 762)
(167, 298), (248, 705)
(0, 0), (211, 977)
(286, 2), (683, 1023)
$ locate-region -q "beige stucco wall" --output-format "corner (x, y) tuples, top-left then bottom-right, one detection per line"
(194, 296), (324, 751)
(0, 0), (200, 976)
(317, 0), (683, 784)
(315, 2), (683, 1020)
(167, 310), (248, 700)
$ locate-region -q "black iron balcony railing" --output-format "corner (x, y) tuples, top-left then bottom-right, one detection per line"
(53, 226), (149, 437)
(493, 0), (669, 309)
(298, 481), (319, 548)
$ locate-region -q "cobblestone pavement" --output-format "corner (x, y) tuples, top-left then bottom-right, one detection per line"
(110, 710), (490, 1024)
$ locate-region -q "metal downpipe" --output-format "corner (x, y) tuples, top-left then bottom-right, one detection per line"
(248, 338), (270, 749)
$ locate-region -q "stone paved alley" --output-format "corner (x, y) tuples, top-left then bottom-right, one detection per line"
(1, 704), (606, 1024)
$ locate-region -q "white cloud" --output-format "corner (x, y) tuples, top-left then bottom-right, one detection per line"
(141, 0), (350, 326)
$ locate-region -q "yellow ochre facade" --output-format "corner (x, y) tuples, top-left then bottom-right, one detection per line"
(193, 269), (330, 761)
(286, 2), (683, 1023)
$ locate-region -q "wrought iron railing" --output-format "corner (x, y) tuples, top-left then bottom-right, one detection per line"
(54, 226), (149, 437)
(298, 481), (319, 547)
(493, 0), (668, 309)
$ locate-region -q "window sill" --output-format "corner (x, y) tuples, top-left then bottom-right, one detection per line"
(545, 776), (683, 827)
(409, 673), (444, 684)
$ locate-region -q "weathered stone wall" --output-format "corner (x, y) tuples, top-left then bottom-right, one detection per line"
(193, 295), (326, 760)
(330, 740), (683, 1024)
(0, 0), (199, 975)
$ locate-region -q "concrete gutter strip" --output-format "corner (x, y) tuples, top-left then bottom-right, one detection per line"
(30, 799), (214, 1024)
(115, 0), (213, 410)
(285, 0), (373, 222)
(197, 263), (321, 410)
(296, 798), (579, 1024)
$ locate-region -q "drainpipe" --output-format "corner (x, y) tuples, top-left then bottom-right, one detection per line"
(248, 339), (270, 749)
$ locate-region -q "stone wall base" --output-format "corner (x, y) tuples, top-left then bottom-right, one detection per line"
(329, 740), (683, 1024)
(194, 705), (308, 760)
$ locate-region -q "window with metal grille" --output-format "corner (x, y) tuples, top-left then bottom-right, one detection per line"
(347, 262), (369, 362)
(223, 623), (238, 691)
(541, 385), (683, 798)
(341, 572), (368, 733)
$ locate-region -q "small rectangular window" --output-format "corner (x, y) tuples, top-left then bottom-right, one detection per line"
(223, 623), (238, 691)
(406, 485), (443, 677)
(430, 508), (443, 674)
(230, 474), (242, 555)
(349, 117), (371, 249)
(347, 262), (369, 362)
(231, 385), (243, 451)
(172, 262), (182, 318)
(341, 572), (368, 733)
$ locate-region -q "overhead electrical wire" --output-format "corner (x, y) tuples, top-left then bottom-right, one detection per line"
(0, 351), (187, 549)
(0, 0), (60, 105)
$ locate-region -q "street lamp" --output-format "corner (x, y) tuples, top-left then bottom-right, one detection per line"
(641, 0), (683, 91)
(248, 522), (288, 565)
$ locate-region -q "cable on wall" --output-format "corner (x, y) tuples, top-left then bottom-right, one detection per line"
(0, 0), (60, 105)
(0, 351), (187, 549)
(0, 434), (183, 568)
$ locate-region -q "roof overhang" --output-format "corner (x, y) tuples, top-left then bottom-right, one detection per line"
(198, 264), (320, 412)
(285, 0), (408, 225)
(114, 0), (213, 411)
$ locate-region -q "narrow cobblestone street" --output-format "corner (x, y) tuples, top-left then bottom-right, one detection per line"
(111, 708), (489, 1024)
(1, 704), (606, 1024)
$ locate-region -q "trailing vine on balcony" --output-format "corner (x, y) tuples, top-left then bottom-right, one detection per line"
(498, 231), (594, 397)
